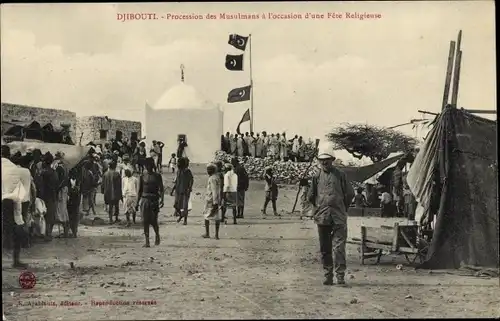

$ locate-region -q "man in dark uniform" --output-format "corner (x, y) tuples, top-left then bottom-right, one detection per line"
(136, 157), (164, 247)
(28, 149), (43, 178)
(171, 157), (193, 225)
(102, 161), (122, 223)
(37, 152), (59, 240)
(67, 167), (82, 238)
(308, 143), (354, 286)
(231, 157), (249, 219)
(177, 137), (187, 158)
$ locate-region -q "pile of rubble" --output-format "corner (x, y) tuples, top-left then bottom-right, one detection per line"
(214, 151), (367, 188)
(214, 151), (318, 184)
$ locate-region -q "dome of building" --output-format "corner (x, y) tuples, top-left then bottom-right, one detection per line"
(152, 82), (215, 110)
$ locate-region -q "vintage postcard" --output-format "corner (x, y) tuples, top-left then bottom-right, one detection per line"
(1, 1), (497, 320)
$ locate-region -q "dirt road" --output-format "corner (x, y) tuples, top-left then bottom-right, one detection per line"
(2, 166), (499, 320)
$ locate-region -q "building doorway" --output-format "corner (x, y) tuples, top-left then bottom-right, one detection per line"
(177, 134), (187, 158)
(115, 130), (123, 141)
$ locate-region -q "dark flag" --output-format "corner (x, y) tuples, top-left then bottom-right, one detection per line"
(228, 34), (249, 51)
(227, 85), (251, 103)
(225, 54), (244, 71)
(236, 109), (251, 135)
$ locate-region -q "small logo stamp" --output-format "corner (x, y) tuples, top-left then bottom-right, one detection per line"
(19, 271), (36, 289)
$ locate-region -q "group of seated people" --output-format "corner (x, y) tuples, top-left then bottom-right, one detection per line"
(299, 177), (416, 220)
(351, 185), (417, 219)
(220, 131), (316, 162)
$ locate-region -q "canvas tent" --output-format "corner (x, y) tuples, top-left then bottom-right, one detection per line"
(407, 107), (498, 269)
(7, 141), (92, 170)
(145, 82), (224, 164)
(342, 153), (403, 183)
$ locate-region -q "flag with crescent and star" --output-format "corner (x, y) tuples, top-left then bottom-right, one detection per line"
(227, 85), (251, 103)
(228, 34), (249, 51)
(225, 54), (244, 71)
(236, 109), (251, 135)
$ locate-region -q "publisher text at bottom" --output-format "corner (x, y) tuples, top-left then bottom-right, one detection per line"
(90, 300), (157, 307)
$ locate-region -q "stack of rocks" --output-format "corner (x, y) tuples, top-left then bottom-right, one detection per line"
(214, 151), (366, 189)
(214, 151), (317, 184)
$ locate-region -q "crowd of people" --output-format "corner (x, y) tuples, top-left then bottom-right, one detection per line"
(1, 135), (171, 266)
(2, 144), (79, 268)
(86, 138), (166, 174)
(2, 131), (413, 288)
(0, 134), (258, 266)
(199, 157), (284, 240)
(220, 131), (316, 162)
(351, 159), (417, 220)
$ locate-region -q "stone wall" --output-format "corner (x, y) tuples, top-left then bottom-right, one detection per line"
(1, 102), (77, 142)
(75, 116), (142, 145)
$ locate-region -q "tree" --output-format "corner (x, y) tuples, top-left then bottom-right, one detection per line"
(326, 123), (418, 163)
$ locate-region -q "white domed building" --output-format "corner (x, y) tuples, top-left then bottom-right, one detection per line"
(145, 74), (223, 164)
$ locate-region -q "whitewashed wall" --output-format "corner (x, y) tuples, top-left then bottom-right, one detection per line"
(145, 105), (223, 164)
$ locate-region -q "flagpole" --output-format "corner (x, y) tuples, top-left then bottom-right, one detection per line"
(249, 33), (254, 133)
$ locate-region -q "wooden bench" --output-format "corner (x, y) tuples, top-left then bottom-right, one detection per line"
(301, 207), (382, 219)
(359, 222), (426, 265)
(347, 207), (382, 217)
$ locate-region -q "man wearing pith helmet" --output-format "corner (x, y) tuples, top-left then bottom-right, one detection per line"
(308, 141), (355, 286)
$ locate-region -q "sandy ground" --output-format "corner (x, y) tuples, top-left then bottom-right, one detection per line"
(2, 164), (499, 320)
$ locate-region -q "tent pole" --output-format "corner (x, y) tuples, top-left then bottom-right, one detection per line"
(450, 50), (462, 108)
(418, 110), (440, 116)
(441, 41), (456, 110)
(451, 30), (463, 108)
(463, 109), (496, 114)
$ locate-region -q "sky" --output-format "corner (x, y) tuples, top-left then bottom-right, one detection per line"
(1, 2), (496, 162)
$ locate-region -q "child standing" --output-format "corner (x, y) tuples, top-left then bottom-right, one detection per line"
(202, 163), (222, 240)
(122, 169), (139, 226)
(353, 187), (368, 208)
(262, 166), (280, 218)
(380, 189), (393, 218)
(168, 153), (177, 174)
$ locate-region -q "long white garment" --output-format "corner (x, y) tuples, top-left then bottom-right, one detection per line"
(34, 198), (47, 236)
(122, 176), (139, 197)
(2, 158), (32, 203)
(223, 170), (238, 193)
(2, 158), (32, 226)
(2, 181), (26, 225)
(280, 137), (288, 158)
(122, 176), (139, 213)
(292, 138), (300, 154)
(203, 175), (221, 221)
(55, 186), (70, 224)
